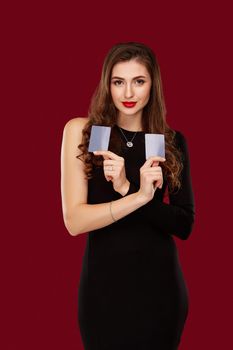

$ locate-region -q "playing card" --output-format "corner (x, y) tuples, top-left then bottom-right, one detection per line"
(145, 133), (165, 159)
(88, 125), (111, 152)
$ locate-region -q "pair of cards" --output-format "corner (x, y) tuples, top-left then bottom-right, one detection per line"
(88, 125), (165, 159)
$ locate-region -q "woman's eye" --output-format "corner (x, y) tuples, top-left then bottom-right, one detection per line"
(113, 79), (145, 86)
(113, 80), (123, 86)
(136, 79), (145, 85)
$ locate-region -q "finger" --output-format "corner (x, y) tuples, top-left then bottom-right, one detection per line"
(153, 171), (163, 182)
(103, 164), (119, 173)
(150, 173), (164, 188)
(156, 179), (163, 189)
(104, 159), (120, 166)
(141, 166), (162, 173)
(142, 156), (166, 169)
(152, 161), (159, 167)
(155, 175), (163, 189)
(93, 150), (121, 160)
(149, 155), (166, 162)
(93, 151), (110, 160)
(153, 178), (162, 188)
(153, 179), (163, 190)
(145, 173), (163, 183)
(105, 174), (113, 181)
(103, 155), (111, 160)
(104, 170), (116, 177)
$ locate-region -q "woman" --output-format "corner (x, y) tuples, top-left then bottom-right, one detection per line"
(61, 41), (195, 349)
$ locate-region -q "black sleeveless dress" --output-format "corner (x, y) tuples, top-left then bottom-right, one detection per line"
(77, 125), (195, 350)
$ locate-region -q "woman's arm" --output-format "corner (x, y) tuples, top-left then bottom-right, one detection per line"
(67, 193), (146, 236)
(60, 117), (147, 237)
(115, 131), (195, 240)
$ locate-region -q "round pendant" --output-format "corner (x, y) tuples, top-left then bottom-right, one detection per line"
(126, 141), (133, 147)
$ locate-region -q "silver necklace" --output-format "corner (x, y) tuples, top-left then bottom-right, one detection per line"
(117, 126), (138, 147)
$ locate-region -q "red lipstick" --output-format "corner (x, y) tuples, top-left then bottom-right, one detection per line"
(122, 102), (137, 108)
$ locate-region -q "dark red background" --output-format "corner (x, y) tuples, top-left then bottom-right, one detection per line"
(2, 1), (232, 349)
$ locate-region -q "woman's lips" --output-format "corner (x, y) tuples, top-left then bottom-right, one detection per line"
(122, 102), (137, 108)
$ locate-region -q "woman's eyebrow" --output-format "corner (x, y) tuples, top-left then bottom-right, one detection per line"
(111, 75), (147, 80)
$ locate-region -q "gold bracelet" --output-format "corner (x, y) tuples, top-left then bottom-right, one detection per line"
(110, 201), (117, 222)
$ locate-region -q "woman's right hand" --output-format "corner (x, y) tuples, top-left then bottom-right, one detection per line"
(137, 156), (166, 203)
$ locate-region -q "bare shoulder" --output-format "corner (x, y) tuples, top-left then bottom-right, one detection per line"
(63, 116), (90, 136)
(61, 117), (90, 162)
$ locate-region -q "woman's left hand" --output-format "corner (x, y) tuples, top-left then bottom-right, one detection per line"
(93, 150), (129, 194)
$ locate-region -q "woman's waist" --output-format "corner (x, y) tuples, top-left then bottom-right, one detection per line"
(87, 224), (177, 260)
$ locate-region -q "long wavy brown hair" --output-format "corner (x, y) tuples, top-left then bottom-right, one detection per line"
(76, 41), (183, 193)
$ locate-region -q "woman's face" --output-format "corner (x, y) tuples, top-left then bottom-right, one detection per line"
(110, 59), (152, 118)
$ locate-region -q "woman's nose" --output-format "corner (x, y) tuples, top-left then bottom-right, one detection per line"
(124, 84), (134, 99)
